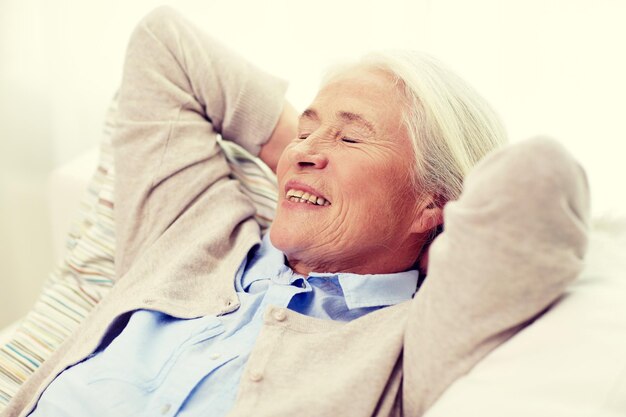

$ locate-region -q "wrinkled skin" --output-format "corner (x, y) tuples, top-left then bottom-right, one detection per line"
(270, 68), (442, 276)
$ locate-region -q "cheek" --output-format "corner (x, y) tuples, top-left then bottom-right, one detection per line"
(344, 154), (409, 200)
(276, 152), (290, 182)
(342, 158), (415, 226)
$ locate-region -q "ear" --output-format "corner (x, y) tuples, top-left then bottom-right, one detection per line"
(409, 197), (444, 235)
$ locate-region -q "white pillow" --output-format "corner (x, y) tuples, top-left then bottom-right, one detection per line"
(424, 217), (626, 417)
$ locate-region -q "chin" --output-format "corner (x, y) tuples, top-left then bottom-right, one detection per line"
(269, 220), (307, 255)
(268, 222), (291, 253)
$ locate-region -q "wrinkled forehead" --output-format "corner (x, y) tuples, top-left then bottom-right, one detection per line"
(307, 67), (408, 137)
(319, 65), (399, 99)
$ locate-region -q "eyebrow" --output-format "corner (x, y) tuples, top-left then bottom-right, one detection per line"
(300, 108), (376, 135)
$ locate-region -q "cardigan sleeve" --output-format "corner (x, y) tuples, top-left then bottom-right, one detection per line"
(112, 6), (287, 279)
(403, 138), (591, 416)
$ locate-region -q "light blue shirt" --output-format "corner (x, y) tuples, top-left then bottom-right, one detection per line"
(29, 234), (419, 417)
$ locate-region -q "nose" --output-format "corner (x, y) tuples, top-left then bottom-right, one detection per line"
(289, 138), (329, 170)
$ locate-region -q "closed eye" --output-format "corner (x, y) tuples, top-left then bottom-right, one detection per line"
(341, 137), (360, 144)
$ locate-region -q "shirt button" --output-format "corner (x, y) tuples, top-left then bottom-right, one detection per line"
(273, 309), (287, 322)
(249, 370), (263, 382)
(161, 403), (171, 414)
(210, 353), (221, 360)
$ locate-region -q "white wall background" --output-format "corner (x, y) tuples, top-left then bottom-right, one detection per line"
(1, 0), (625, 327)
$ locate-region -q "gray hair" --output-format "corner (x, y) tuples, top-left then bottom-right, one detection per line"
(323, 51), (508, 207)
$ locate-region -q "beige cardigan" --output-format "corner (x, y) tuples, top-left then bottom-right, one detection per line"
(3, 6), (590, 417)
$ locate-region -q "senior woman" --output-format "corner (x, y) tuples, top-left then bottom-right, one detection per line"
(4, 6), (589, 417)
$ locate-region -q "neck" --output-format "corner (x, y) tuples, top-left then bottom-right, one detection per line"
(286, 239), (425, 276)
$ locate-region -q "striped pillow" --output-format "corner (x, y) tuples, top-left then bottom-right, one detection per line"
(0, 98), (279, 410)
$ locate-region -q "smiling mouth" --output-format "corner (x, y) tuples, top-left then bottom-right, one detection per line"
(285, 189), (331, 206)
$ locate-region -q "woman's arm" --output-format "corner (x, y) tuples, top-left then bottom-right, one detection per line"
(112, 6), (288, 278)
(404, 138), (590, 415)
(259, 101), (298, 173)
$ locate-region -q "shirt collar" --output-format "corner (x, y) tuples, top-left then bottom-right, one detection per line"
(239, 233), (419, 309)
(309, 270), (419, 309)
(239, 233), (289, 290)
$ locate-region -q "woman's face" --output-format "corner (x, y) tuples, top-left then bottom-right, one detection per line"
(270, 68), (427, 275)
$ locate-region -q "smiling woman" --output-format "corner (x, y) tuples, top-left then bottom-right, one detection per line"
(3, 6), (590, 417)
(271, 58), (506, 277)
(272, 68), (441, 276)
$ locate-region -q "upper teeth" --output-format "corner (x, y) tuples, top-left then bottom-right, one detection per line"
(286, 189), (330, 206)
